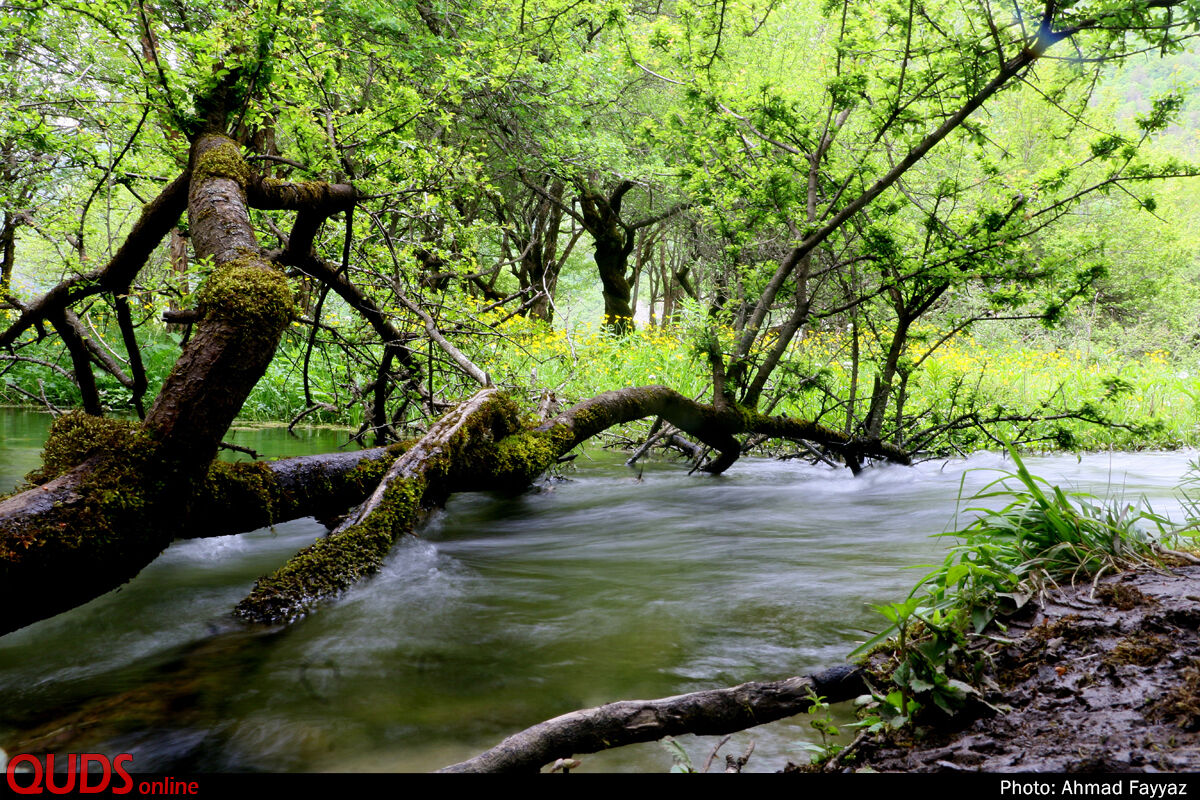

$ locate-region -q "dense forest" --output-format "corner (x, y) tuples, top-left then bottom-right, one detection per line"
(6, 0), (1200, 774)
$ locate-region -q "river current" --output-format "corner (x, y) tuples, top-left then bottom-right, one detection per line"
(0, 408), (1194, 772)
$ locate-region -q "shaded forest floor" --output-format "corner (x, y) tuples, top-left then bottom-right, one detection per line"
(849, 564), (1200, 772)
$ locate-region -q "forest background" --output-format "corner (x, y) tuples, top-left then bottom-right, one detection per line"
(5, 0), (1200, 461)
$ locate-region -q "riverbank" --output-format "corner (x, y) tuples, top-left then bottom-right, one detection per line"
(851, 562), (1200, 772)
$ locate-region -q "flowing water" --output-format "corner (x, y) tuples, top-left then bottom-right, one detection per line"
(0, 407), (1195, 772)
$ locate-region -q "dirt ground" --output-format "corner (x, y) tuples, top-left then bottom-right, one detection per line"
(845, 564), (1200, 772)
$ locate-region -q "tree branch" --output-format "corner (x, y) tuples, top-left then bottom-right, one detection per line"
(439, 664), (866, 773)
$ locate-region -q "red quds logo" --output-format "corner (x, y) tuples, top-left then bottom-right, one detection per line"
(5, 754), (134, 794)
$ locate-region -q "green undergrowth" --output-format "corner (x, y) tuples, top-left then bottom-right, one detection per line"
(3, 315), (1200, 453)
(469, 318), (1200, 454)
(842, 444), (1195, 748)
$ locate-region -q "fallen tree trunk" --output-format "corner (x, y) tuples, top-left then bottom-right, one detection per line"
(0, 418), (405, 635)
(234, 388), (521, 624)
(229, 386), (760, 626)
(231, 384), (912, 628)
(183, 447), (399, 538)
(438, 664), (867, 773)
(1, 375), (909, 636)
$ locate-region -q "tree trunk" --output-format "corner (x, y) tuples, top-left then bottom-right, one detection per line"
(143, 134), (293, 470)
(520, 178), (566, 323)
(0, 209), (16, 295)
(596, 247), (635, 331)
(0, 133), (352, 636)
(578, 183), (636, 333)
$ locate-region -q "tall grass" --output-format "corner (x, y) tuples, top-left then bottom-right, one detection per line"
(852, 445), (1189, 725)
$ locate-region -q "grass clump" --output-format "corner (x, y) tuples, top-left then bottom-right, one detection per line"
(853, 443), (1175, 728)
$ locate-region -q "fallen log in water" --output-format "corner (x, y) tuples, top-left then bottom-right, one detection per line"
(234, 388), (522, 624)
(439, 664), (866, 773)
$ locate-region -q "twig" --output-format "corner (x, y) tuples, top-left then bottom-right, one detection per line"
(37, 379), (62, 417)
(1158, 547), (1200, 565)
(218, 441), (262, 460)
(625, 416), (666, 466)
(0, 353), (76, 382)
(723, 739), (755, 773)
(288, 402), (339, 434)
(823, 728), (872, 772)
(687, 445), (712, 475)
(701, 735), (733, 773)
(799, 440), (840, 469)
(4, 379), (62, 415)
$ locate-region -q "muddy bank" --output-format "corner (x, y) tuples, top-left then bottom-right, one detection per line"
(851, 564), (1200, 772)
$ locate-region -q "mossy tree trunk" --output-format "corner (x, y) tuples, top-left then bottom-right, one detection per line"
(234, 387), (524, 624)
(577, 182), (637, 333)
(0, 123), (360, 636)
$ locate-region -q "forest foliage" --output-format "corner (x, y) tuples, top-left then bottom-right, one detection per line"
(5, 0), (1200, 459)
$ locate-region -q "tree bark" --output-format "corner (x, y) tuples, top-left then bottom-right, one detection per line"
(595, 239), (636, 331)
(438, 664), (866, 773)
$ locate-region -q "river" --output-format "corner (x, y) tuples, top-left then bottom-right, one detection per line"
(0, 407), (1195, 772)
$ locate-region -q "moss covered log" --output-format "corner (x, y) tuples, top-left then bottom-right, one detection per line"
(235, 388), (524, 624)
(0, 414), (172, 635)
(0, 412), (402, 636)
(185, 445), (404, 538)
(233, 385), (911, 628)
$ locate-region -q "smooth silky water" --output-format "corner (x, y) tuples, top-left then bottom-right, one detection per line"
(0, 407), (1194, 772)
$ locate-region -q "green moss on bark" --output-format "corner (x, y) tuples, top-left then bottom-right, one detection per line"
(234, 476), (426, 624)
(0, 414), (171, 624)
(197, 257), (293, 327)
(25, 412), (143, 485)
(196, 460), (284, 527)
(480, 429), (565, 489)
(192, 137), (252, 188)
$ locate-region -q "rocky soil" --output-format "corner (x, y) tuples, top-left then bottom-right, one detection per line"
(852, 564), (1200, 772)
